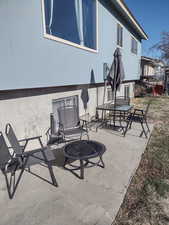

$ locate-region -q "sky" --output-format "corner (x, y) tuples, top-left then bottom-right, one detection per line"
(124, 0), (169, 58)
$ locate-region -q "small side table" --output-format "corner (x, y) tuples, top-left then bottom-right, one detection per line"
(63, 140), (106, 179)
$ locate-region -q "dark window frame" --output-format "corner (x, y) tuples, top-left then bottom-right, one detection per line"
(117, 23), (123, 47)
(131, 37), (138, 54)
(124, 85), (130, 99)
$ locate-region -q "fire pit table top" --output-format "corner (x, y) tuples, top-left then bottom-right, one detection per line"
(63, 140), (106, 160)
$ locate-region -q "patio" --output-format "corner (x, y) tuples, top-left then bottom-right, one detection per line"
(0, 123), (153, 225)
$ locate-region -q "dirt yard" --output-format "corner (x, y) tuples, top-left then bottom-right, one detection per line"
(113, 97), (169, 225)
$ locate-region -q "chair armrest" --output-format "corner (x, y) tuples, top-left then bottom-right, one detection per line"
(15, 153), (24, 157)
(18, 136), (42, 142)
(18, 135), (44, 150)
(133, 109), (144, 115)
(133, 108), (144, 112)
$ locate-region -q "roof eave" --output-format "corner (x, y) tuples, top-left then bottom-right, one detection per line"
(110, 0), (148, 40)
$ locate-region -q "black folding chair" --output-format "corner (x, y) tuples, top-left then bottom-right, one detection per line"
(115, 96), (130, 106)
(5, 124), (58, 192)
(0, 132), (29, 199)
(124, 101), (151, 138)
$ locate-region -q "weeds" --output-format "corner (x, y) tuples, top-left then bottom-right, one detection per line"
(113, 97), (169, 225)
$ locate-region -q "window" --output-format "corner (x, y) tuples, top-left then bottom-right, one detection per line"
(107, 88), (113, 102)
(52, 95), (79, 112)
(131, 37), (138, 54)
(43, 0), (97, 51)
(124, 85), (130, 99)
(52, 95), (79, 131)
(117, 24), (123, 47)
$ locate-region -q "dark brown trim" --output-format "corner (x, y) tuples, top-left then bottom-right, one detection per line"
(122, 79), (136, 84)
(0, 83), (103, 100)
(0, 80), (137, 100)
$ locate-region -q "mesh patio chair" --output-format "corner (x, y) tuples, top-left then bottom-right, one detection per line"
(57, 105), (89, 142)
(108, 96), (131, 127)
(124, 101), (151, 138)
(0, 131), (29, 199)
(46, 96), (80, 145)
(115, 96), (130, 106)
(46, 113), (64, 145)
(5, 123), (58, 192)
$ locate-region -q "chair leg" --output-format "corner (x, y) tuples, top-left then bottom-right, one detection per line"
(80, 131), (89, 140)
(80, 160), (84, 179)
(38, 138), (58, 186)
(86, 132), (89, 140)
(129, 119), (133, 129)
(99, 156), (105, 168)
(80, 132), (83, 140)
(140, 122), (147, 138)
(47, 161), (58, 186)
(145, 118), (150, 132)
(4, 157), (29, 199)
(41, 150), (58, 187)
(123, 119), (131, 137)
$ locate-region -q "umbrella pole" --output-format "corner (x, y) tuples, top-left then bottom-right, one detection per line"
(95, 86), (99, 120)
(102, 79), (107, 120)
(113, 87), (117, 127)
(112, 65), (117, 127)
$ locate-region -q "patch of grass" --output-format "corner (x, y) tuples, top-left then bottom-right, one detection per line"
(113, 96), (169, 225)
(144, 178), (169, 197)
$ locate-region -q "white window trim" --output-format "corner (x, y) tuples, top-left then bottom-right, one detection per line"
(41, 0), (99, 53)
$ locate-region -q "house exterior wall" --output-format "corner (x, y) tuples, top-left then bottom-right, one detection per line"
(0, 83), (134, 144)
(0, 0), (141, 90)
(0, 0), (140, 142)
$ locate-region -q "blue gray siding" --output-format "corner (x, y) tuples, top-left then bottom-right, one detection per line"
(0, 0), (141, 90)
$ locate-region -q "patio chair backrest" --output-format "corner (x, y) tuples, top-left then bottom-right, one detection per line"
(57, 105), (79, 130)
(115, 96), (130, 106)
(0, 132), (11, 169)
(5, 124), (23, 155)
(52, 95), (79, 133)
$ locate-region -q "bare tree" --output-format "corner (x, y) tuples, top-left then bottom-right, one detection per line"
(151, 31), (169, 65)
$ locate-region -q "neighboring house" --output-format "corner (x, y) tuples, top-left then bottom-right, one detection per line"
(140, 56), (166, 96)
(0, 0), (148, 139)
(141, 56), (165, 82)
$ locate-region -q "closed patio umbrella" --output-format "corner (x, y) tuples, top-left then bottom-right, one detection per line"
(113, 48), (125, 105)
(107, 48), (125, 126)
(107, 48), (125, 97)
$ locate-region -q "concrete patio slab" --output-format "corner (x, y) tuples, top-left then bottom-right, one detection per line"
(0, 123), (153, 225)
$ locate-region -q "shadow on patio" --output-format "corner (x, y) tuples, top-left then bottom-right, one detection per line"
(0, 122), (153, 225)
